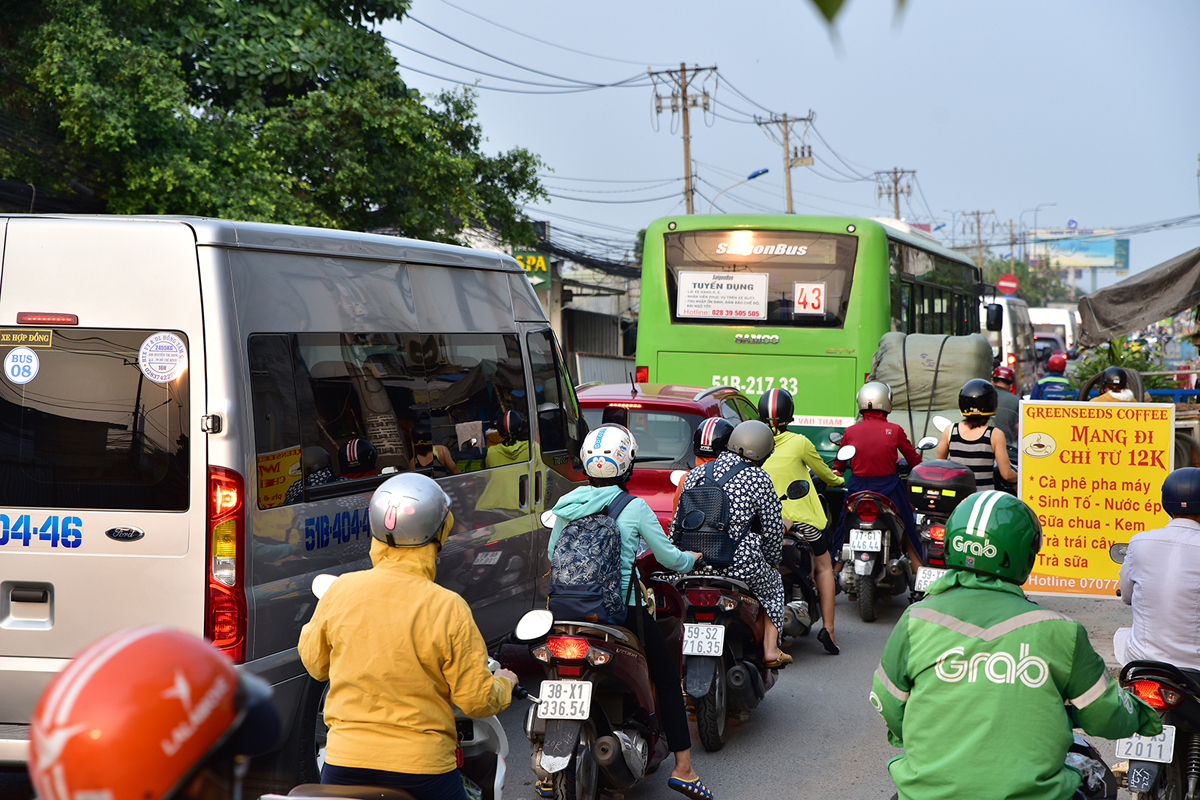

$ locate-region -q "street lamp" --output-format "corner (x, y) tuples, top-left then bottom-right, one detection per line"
(1019, 202), (1056, 265)
(708, 168), (769, 213)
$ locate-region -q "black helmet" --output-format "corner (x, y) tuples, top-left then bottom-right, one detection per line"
(959, 379), (998, 417)
(1102, 366), (1128, 392)
(758, 388), (795, 429)
(1163, 468), (1200, 515)
(693, 417), (735, 458)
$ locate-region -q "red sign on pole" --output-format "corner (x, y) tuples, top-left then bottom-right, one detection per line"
(998, 272), (1019, 295)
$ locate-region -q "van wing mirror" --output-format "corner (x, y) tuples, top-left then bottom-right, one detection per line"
(986, 303), (1003, 332)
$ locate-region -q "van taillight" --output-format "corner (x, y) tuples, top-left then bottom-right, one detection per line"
(17, 312), (78, 325)
(635, 366), (648, 384)
(206, 466), (246, 662)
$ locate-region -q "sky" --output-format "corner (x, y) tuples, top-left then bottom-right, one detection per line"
(380, 0), (1200, 287)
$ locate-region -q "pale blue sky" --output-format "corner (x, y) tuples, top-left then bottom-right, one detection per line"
(382, 0), (1200, 283)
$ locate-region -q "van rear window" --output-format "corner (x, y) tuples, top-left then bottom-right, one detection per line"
(0, 329), (189, 511)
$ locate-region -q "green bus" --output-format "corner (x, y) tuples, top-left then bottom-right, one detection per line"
(634, 214), (984, 439)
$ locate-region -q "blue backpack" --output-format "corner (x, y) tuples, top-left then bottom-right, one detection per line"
(548, 493), (635, 624)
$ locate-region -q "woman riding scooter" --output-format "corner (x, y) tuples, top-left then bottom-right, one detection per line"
(547, 424), (715, 800)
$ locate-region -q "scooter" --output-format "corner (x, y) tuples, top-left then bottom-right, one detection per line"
(775, 480), (822, 639)
(906, 435), (977, 601)
(1117, 659), (1200, 799)
(832, 442), (913, 622)
(515, 519), (686, 800)
(296, 574), (534, 800)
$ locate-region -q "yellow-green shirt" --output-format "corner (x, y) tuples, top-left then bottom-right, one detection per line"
(762, 430), (844, 528)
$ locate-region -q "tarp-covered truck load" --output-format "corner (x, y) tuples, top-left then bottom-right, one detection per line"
(1078, 247), (1200, 347)
(869, 333), (993, 444)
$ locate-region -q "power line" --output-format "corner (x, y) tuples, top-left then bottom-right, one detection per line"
(544, 190), (682, 205)
(386, 37), (620, 89)
(537, 174), (681, 184)
(541, 179), (681, 195)
(395, 60), (645, 94)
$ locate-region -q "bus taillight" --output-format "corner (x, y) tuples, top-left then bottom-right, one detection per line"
(636, 366), (648, 383)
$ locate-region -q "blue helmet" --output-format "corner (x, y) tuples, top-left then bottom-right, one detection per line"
(1163, 468), (1200, 516)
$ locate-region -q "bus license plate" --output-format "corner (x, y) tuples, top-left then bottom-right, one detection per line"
(682, 623), (725, 656)
(914, 567), (946, 592)
(537, 680), (593, 720)
(849, 529), (882, 552)
(1116, 726), (1175, 763)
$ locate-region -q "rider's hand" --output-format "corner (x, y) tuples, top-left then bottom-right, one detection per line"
(495, 668), (519, 685)
(688, 551), (704, 563)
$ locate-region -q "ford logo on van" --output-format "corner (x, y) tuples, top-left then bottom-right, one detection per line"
(105, 526), (145, 542)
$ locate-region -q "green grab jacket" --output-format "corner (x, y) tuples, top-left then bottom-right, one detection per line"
(871, 570), (1162, 800)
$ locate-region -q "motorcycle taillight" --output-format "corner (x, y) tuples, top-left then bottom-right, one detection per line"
(686, 588), (722, 608)
(1126, 679), (1184, 710)
(930, 524), (945, 542)
(856, 500), (879, 524)
(546, 635), (590, 661)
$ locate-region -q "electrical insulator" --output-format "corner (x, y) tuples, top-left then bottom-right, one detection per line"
(701, 92), (710, 111)
(655, 95), (663, 114)
(670, 96), (679, 112)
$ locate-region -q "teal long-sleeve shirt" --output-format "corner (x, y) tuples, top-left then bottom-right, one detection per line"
(548, 484), (696, 603)
(871, 570), (1161, 800)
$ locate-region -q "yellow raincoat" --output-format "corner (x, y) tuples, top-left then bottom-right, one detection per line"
(299, 538), (513, 774)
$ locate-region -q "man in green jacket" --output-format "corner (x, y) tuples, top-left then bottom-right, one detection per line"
(871, 491), (1161, 800)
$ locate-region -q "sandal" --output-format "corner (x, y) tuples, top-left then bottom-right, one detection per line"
(668, 776), (715, 800)
(818, 628), (840, 655)
(535, 779), (553, 798)
(763, 653), (793, 669)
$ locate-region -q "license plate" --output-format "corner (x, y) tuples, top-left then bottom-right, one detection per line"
(913, 567), (946, 592)
(473, 551), (501, 565)
(537, 680), (593, 720)
(1116, 725), (1175, 763)
(850, 529), (882, 552)
(681, 623), (726, 656)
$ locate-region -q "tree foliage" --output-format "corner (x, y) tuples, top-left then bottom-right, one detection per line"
(982, 257), (1071, 308)
(0, 0), (545, 245)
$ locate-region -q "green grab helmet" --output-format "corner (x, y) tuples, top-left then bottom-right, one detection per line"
(943, 491), (1043, 585)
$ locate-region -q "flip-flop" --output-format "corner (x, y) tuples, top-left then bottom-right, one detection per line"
(668, 776), (715, 800)
(818, 628), (840, 655)
(535, 779), (553, 798)
(763, 653), (793, 669)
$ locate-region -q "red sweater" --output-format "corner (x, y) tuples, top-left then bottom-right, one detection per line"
(839, 411), (921, 477)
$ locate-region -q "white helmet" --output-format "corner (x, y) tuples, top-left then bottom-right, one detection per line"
(857, 381), (893, 413)
(581, 424), (638, 479)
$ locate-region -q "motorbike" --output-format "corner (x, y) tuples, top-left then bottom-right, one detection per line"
(515, 522), (686, 800)
(906, 436), (977, 601)
(1117, 660), (1200, 799)
(667, 479), (812, 751)
(831, 442), (913, 622)
(303, 574), (533, 800)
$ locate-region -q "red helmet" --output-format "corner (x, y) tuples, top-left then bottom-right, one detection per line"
(28, 627), (279, 800)
(991, 366), (1015, 385)
(1047, 353), (1067, 372)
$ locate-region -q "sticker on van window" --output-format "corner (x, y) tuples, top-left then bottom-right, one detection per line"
(4, 347), (40, 384)
(138, 332), (188, 383)
(0, 328), (53, 347)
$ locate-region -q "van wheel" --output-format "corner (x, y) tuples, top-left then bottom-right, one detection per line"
(243, 676), (326, 796)
(858, 578), (877, 622)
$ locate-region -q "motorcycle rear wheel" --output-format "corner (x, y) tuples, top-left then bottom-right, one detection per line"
(858, 577), (877, 622)
(1137, 756), (1182, 800)
(696, 663), (728, 751)
(553, 722), (600, 800)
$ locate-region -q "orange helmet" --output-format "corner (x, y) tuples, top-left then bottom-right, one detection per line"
(28, 627), (279, 800)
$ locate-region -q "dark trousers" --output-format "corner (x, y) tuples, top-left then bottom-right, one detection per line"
(624, 605), (691, 753)
(322, 763), (467, 800)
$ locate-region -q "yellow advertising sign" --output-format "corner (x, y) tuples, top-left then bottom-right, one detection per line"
(256, 445), (303, 509)
(0, 329), (53, 347)
(1019, 401), (1172, 598)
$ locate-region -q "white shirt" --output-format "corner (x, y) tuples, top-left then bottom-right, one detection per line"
(1120, 517), (1200, 670)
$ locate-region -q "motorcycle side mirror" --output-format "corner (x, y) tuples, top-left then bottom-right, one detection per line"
(1109, 541), (1128, 564)
(515, 609), (554, 641)
(837, 444), (856, 461)
(462, 437), (478, 449)
(828, 431), (843, 445)
(540, 510), (558, 528)
(932, 415), (952, 433)
(786, 480), (810, 499)
(916, 436), (939, 450)
(670, 469), (688, 487)
(312, 573), (337, 600)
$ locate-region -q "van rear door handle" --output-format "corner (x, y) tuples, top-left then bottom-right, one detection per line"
(534, 470), (543, 505)
(12, 588), (48, 603)
(518, 474), (529, 509)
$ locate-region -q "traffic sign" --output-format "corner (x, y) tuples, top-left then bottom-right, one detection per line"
(998, 272), (1019, 295)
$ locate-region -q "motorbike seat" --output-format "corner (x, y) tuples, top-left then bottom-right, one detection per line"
(283, 786), (418, 800)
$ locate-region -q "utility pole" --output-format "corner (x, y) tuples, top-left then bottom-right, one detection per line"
(755, 111), (814, 213)
(649, 63), (717, 214)
(1007, 220), (1017, 270)
(963, 210), (995, 270)
(874, 168), (914, 219)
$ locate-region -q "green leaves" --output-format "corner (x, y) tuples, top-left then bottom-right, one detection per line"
(0, 0), (543, 245)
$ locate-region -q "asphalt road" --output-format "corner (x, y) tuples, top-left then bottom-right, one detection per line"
(0, 590), (1136, 800)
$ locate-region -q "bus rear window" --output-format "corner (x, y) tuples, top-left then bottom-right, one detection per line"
(0, 329), (189, 511)
(663, 230), (858, 328)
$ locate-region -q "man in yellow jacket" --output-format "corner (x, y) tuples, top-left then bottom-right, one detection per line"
(300, 473), (517, 800)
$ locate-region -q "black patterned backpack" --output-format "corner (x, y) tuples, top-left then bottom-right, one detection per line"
(548, 493), (635, 624)
(672, 460), (749, 567)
